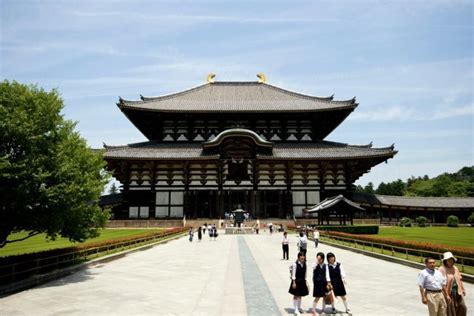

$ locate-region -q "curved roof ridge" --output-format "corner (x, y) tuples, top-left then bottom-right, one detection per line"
(348, 142), (373, 149)
(376, 194), (474, 200)
(120, 81), (357, 105)
(121, 83), (209, 105)
(262, 83), (336, 101)
(202, 128), (273, 148)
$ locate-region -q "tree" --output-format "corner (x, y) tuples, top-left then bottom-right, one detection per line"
(447, 215), (459, 227)
(399, 217), (412, 227)
(416, 216), (428, 227)
(108, 182), (120, 194)
(0, 81), (110, 248)
(376, 179), (405, 196)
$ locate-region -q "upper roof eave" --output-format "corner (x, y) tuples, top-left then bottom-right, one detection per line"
(117, 81), (358, 113)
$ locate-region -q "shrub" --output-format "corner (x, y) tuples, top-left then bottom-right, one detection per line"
(447, 215), (459, 227)
(399, 217), (412, 227)
(324, 231), (474, 259)
(287, 225), (378, 234)
(467, 213), (474, 226)
(416, 216), (428, 227)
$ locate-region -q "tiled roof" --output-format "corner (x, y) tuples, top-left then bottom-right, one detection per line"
(104, 142), (216, 160)
(307, 195), (365, 213)
(352, 192), (474, 209)
(118, 82), (357, 113)
(268, 142), (395, 159)
(99, 193), (122, 206)
(103, 140), (395, 160)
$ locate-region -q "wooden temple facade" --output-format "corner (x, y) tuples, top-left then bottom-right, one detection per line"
(103, 77), (397, 219)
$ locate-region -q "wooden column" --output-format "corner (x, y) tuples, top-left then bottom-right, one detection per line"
(149, 161), (156, 218)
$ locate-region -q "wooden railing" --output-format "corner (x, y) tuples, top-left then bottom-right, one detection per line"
(0, 229), (186, 285)
(319, 233), (474, 274)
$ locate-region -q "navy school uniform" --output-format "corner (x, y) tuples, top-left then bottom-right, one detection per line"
(288, 261), (309, 296)
(312, 263), (329, 298)
(328, 262), (346, 296)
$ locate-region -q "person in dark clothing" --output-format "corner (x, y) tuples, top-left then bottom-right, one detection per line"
(311, 252), (334, 316)
(327, 252), (350, 314)
(282, 231), (290, 260)
(289, 252), (309, 315)
(197, 226), (202, 242)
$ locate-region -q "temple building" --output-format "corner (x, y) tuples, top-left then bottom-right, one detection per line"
(103, 75), (397, 219)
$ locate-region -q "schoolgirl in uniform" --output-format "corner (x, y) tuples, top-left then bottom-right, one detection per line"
(327, 252), (350, 314)
(289, 252), (309, 315)
(311, 252), (335, 316)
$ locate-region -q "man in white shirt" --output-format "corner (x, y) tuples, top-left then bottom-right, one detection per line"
(313, 229), (320, 248)
(417, 257), (448, 316)
(297, 232), (308, 256)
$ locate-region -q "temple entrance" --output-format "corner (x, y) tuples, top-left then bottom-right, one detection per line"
(222, 190), (251, 214)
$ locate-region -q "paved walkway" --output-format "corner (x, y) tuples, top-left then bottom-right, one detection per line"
(1, 232), (472, 315)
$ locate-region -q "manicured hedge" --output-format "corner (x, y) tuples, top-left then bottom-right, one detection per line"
(287, 225), (379, 235)
(0, 227), (187, 265)
(325, 231), (474, 259)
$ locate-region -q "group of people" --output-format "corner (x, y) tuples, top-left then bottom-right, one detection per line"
(188, 223), (218, 242)
(289, 250), (350, 316)
(417, 252), (467, 316)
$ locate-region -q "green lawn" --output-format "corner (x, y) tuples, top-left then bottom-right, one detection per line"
(0, 229), (164, 257)
(378, 227), (474, 249)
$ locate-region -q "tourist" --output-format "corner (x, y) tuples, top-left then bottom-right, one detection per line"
(297, 231), (308, 257)
(188, 227), (194, 242)
(207, 223), (212, 238)
(327, 252), (350, 314)
(289, 252), (309, 315)
(311, 252), (333, 316)
(203, 223), (207, 235)
(282, 231), (290, 260)
(417, 257), (448, 316)
(313, 229), (320, 248)
(197, 226), (202, 242)
(212, 224), (218, 241)
(269, 222), (274, 234)
(439, 252), (467, 316)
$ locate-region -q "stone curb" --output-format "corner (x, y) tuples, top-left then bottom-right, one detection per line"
(320, 239), (474, 284)
(0, 232), (186, 297)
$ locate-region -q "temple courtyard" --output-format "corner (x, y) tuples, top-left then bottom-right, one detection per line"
(1, 232), (472, 315)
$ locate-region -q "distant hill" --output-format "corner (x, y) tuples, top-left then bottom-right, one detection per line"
(354, 166), (474, 197)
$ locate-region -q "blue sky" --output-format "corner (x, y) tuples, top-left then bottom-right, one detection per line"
(1, 0), (473, 186)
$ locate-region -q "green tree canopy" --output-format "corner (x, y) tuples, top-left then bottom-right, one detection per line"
(0, 80), (110, 248)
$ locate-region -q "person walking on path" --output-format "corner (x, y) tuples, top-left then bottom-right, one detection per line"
(282, 231), (290, 260)
(197, 226), (202, 242)
(289, 252), (309, 315)
(417, 257), (448, 316)
(313, 229), (320, 248)
(327, 252), (351, 314)
(211, 224), (218, 241)
(439, 252), (467, 316)
(207, 224), (212, 239)
(297, 231), (308, 257)
(311, 252), (333, 316)
(188, 227), (194, 242)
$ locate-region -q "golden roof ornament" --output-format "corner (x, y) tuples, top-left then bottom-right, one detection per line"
(207, 73), (216, 84)
(257, 73), (267, 83)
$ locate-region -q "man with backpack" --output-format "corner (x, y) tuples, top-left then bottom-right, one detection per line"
(297, 231), (308, 256)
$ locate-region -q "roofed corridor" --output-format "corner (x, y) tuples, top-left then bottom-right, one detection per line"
(3, 232), (469, 315)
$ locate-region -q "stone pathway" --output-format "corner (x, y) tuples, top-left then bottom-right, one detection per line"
(1, 232), (472, 315)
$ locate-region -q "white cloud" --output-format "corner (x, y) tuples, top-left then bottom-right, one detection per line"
(349, 103), (474, 122)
